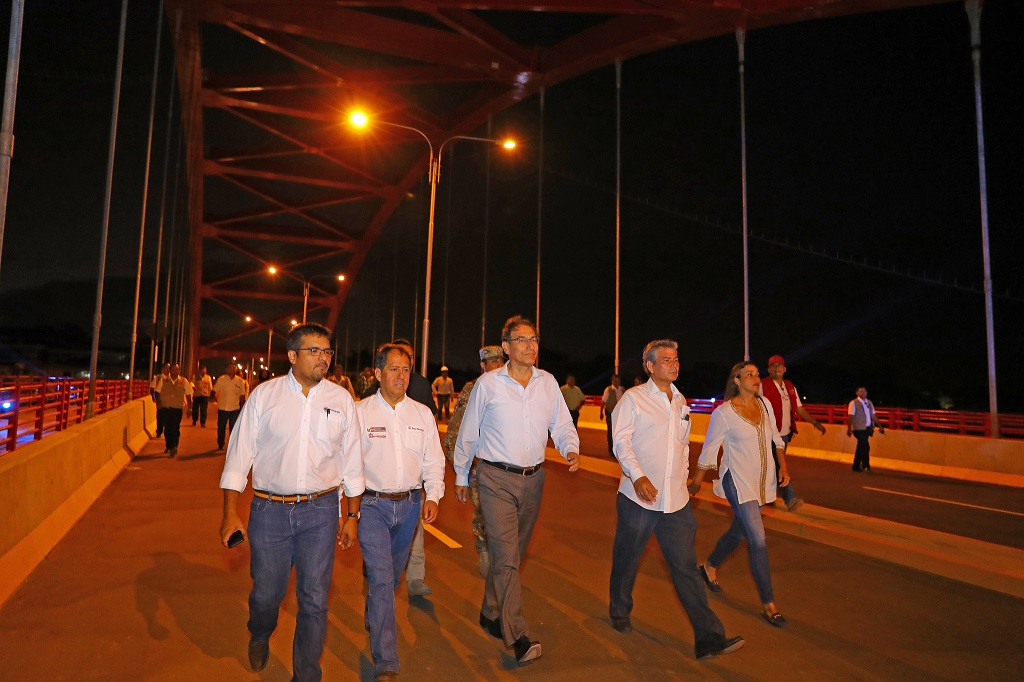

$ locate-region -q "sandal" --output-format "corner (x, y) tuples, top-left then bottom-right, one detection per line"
(699, 565), (722, 593)
(761, 610), (787, 627)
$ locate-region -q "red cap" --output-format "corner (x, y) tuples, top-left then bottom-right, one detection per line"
(768, 355), (786, 367)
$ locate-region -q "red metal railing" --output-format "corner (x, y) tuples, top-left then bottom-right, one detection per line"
(685, 399), (1024, 439)
(0, 377), (150, 455)
(589, 393), (1022, 438)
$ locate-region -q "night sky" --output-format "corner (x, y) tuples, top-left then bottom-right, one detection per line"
(1, 1), (1021, 412)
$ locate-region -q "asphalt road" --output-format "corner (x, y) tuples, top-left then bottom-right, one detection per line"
(575, 425), (1024, 549)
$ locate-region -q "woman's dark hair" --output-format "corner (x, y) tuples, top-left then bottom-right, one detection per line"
(724, 361), (757, 401)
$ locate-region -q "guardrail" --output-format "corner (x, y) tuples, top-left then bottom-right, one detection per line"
(683, 398), (1023, 439)
(0, 377), (150, 455)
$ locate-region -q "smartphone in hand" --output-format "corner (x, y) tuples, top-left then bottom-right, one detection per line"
(227, 530), (245, 548)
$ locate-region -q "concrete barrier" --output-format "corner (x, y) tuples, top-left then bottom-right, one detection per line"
(579, 404), (1024, 487)
(0, 397), (156, 606)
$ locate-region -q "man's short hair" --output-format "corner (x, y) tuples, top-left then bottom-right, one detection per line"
(391, 338), (413, 350)
(501, 315), (535, 343)
(287, 323), (332, 352)
(641, 339), (678, 375)
(374, 343), (412, 371)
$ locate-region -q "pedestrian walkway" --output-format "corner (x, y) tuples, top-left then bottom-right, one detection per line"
(1, 407), (1021, 680)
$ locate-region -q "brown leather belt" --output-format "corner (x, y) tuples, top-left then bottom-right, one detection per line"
(363, 488), (421, 500)
(481, 459), (543, 476)
(253, 486), (339, 504)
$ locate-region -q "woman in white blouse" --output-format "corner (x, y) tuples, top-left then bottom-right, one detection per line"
(688, 361), (790, 627)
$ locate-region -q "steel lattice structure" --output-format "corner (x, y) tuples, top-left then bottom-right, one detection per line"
(164, 0), (950, 363)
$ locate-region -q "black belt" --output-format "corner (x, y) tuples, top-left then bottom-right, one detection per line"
(364, 488), (421, 500)
(253, 486), (338, 504)
(481, 459), (543, 476)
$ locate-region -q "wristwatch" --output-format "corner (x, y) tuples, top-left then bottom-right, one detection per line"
(347, 511), (360, 520)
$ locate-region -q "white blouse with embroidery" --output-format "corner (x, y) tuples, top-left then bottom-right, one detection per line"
(697, 398), (785, 506)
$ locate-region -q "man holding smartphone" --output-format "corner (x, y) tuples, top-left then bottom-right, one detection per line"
(219, 323), (364, 680)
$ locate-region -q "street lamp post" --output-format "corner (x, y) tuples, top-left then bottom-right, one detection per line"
(268, 267), (345, 325)
(349, 112), (515, 376)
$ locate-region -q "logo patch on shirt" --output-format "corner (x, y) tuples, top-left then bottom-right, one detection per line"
(367, 426), (388, 438)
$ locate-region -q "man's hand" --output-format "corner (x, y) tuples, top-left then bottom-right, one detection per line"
(777, 466), (791, 487)
(847, 429), (853, 437)
(878, 427), (886, 435)
(337, 518), (358, 550)
(566, 451), (581, 473)
(455, 485), (469, 503)
(422, 500), (439, 524)
(814, 422), (826, 435)
(687, 478), (701, 496)
(632, 476), (658, 504)
(220, 514), (244, 547)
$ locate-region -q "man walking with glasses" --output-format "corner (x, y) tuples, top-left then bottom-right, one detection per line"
(453, 316), (581, 667)
(219, 323), (364, 680)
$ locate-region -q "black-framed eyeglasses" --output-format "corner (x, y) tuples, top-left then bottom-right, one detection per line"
(510, 336), (540, 345)
(297, 347), (335, 357)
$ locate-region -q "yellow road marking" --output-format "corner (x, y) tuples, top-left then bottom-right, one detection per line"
(423, 522), (463, 548)
(863, 486), (1024, 517)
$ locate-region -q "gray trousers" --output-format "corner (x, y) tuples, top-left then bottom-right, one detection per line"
(477, 462), (545, 646)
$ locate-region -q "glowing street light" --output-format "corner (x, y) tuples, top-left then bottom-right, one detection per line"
(267, 266), (346, 324)
(349, 110), (516, 376)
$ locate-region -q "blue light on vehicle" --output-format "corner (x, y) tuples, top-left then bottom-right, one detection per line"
(1, 401), (11, 410)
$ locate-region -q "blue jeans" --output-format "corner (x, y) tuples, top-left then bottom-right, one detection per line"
(610, 494), (726, 647)
(707, 471), (774, 604)
(358, 491), (422, 676)
(774, 433), (797, 504)
(247, 490), (339, 682)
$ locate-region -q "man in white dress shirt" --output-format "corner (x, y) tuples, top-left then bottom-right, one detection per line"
(213, 363), (249, 451)
(355, 343), (445, 682)
(218, 323), (364, 680)
(453, 315), (581, 667)
(609, 339), (744, 660)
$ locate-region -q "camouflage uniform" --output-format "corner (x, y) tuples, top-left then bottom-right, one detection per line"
(443, 379), (487, 552)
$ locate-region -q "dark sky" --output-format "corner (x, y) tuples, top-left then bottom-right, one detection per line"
(1, 1), (1022, 412)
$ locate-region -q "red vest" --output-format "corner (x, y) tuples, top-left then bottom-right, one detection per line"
(761, 378), (799, 435)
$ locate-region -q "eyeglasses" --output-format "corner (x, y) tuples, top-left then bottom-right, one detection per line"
(297, 347), (335, 357)
(510, 336), (540, 345)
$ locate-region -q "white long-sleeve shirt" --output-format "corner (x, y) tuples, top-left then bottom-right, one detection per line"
(611, 379), (693, 513)
(698, 398), (785, 506)
(219, 370), (364, 497)
(355, 391), (446, 504)
(452, 363), (580, 487)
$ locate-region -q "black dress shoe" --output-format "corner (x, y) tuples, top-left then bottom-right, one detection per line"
(695, 635), (744, 661)
(248, 637), (269, 671)
(513, 635), (542, 666)
(699, 565), (722, 593)
(761, 610), (787, 627)
(610, 616), (632, 633)
(479, 613), (502, 639)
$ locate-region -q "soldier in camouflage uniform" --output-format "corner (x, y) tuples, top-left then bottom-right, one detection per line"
(443, 345), (505, 578)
